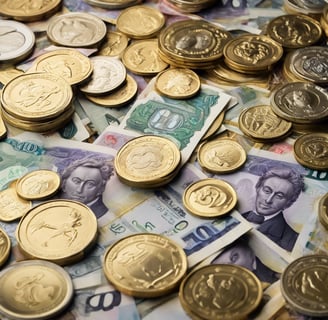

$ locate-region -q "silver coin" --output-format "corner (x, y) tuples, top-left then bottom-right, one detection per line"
(0, 20), (35, 63)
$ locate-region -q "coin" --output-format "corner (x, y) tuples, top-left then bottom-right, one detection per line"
(179, 264), (263, 320)
(103, 233), (188, 298)
(84, 74), (138, 107)
(183, 178), (237, 218)
(201, 110), (225, 141)
(1, 72), (73, 121)
(0, 180), (32, 222)
(318, 192), (328, 230)
(0, 0), (62, 22)
(266, 14), (322, 49)
(293, 132), (328, 170)
(122, 39), (169, 76)
(0, 20), (35, 64)
(47, 12), (107, 48)
(270, 82), (328, 124)
(155, 68), (200, 99)
(16, 169), (61, 201)
(280, 254), (328, 317)
(16, 199), (98, 265)
(98, 31), (130, 57)
(0, 113), (6, 140)
(29, 49), (93, 86)
(197, 138), (247, 174)
(0, 227), (10, 267)
(238, 105), (292, 141)
(114, 135), (181, 188)
(80, 56), (127, 95)
(116, 5), (165, 39)
(84, 0), (142, 9)
(0, 260), (74, 320)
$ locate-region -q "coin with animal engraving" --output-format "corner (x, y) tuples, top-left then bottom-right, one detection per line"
(0, 260), (73, 320)
(183, 178), (237, 218)
(281, 254), (328, 317)
(103, 233), (188, 298)
(197, 138), (247, 174)
(16, 169), (61, 201)
(0, 227), (10, 267)
(16, 199), (98, 265)
(179, 264), (262, 320)
(98, 31), (129, 57)
(0, 180), (32, 222)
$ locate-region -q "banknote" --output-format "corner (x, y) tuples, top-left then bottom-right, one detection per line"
(119, 81), (232, 164)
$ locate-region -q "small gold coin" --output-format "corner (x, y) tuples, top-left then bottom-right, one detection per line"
(0, 227), (10, 267)
(85, 74), (138, 107)
(114, 135), (181, 188)
(16, 200), (98, 265)
(201, 111), (225, 141)
(122, 39), (169, 76)
(318, 192), (328, 230)
(155, 68), (200, 99)
(280, 254), (328, 317)
(16, 169), (61, 201)
(183, 178), (237, 218)
(103, 233), (188, 298)
(0, 180), (32, 222)
(197, 138), (247, 174)
(29, 49), (93, 86)
(238, 105), (292, 141)
(47, 12), (107, 48)
(293, 132), (328, 170)
(179, 264), (263, 320)
(116, 5), (165, 39)
(0, 260), (74, 320)
(98, 31), (130, 57)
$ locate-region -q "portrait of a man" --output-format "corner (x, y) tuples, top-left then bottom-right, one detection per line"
(59, 157), (114, 219)
(241, 166), (304, 252)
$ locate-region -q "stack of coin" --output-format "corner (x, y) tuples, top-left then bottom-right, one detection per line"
(0, 72), (74, 133)
(103, 233), (188, 298)
(158, 19), (232, 69)
(270, 82), (328, 126)
(266, 14), (323, 51)
(238, 105), (293, 143)
(283, 0), (325, 19)
(179, 264), (263, 320)
(223, 34), (283, 74)
(114, 135), (181, 188)
(283, 46), (328, 85)
(280, 255), (328, 317)
(164, 0), (217, 13)
(0, 0), (62, 22)
(84, 0), (143, 9)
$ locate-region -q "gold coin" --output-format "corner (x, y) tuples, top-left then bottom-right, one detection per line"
(281, 254), (328, 317)
(0, 180), (32, 222)
(0, 227), (10, 267)
(197, 138), (247, 174)
(0, 0), (62, 22)
(16, 169), (61, 201)
(293, 132), (328, 170)
(47, 12), (107, 48)
(270, 81), (328, 124)
(29, 49), (93, 86)
(318, 192), (328, 230)
(103, 233), (188, 298)
(201, 110), (225, 141)
(238, 105), (292, 141)
(122, 39), (169, 76)
(114, 135), (181, 187)
(266, 14), (322, 49)
(179, 264), (262, 320)
(0, 72), (73, 121)
(0, 67), (24, 86)
(183, 178), (237, 218)
(16, 199), (98, 265)
(223, 34), (283, 72)
(98, 31), (130, 57)
(84, 74), (138, 107)
(0, 260), (74, 320)
(116, 5), (165, 39)
(155, 68), (200, 99)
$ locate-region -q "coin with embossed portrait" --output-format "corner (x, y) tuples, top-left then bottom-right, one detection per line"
(103, 233), (188, 298)
(0, 260), (74, 320)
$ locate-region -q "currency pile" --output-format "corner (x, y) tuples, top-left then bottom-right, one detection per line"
(1, 0), (328, 319)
